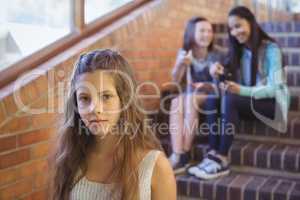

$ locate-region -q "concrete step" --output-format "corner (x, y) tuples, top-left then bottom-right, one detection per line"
(176, 171), (300, 200)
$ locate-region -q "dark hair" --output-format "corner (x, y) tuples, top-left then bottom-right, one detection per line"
(183, 17), (214, 51)
(227, 6), (276, 85)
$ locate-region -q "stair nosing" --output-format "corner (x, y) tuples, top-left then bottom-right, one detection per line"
(231, 165), (300, 181)
(235, 134), (300, 146)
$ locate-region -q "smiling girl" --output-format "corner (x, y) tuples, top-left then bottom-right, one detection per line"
(169, 17), (225, 174)
(188, 6), (290, 180)
(48, 49), (176, 200)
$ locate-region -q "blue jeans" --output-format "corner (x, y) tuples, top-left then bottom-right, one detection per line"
(203, 92), (275, 156)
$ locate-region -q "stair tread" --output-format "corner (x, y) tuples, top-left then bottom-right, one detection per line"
(161, 138), (300, 173)
(193, 141), (300, 173)
(236, 114), (300, 140)
(176, 170), (300, 200)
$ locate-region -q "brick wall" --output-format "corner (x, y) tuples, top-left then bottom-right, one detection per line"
(0, 0), (291, 199)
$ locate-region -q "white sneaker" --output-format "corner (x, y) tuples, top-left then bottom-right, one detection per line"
(187, 150), (216, 175)
(187, 157), (212, 175)
(194, 155), (230, 180)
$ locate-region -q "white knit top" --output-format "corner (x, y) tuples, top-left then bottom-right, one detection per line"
(70, 150), (161, 200)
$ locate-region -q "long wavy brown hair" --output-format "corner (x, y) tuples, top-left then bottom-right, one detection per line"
(48, 49), (162, 200)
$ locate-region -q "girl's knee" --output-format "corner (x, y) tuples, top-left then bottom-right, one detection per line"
(223, 93), (239, 106)
(170, 95), (184, 114)
(171, 96), (181, 107)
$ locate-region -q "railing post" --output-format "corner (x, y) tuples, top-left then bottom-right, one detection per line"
(234, 0), (240, 6)
(71, 0), (85, 32)
(253, 0), (258, 18)
(267, 0), (273, 22)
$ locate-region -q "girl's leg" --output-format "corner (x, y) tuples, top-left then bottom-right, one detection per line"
(193, 94), (276, 179)
(183, 93), (207, 152)
(218, 94), (275, 157)
(203, 93), (220, 152)
(169, 94), (185, 153)
(218, 93), (239, 157)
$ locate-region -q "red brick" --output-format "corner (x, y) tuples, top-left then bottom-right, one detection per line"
(121, 50), (141, 59)
(33, 172), (48, 189)
(135, 71), (152, 82)
(21, 188), (47, 200)
(0, 135), (16, 152)
(16, 159), (47, 180)
(27, 96), (48, 113)
(0, 168), (17, 186)
(2, 95), (18, 116)
(46, 68), (58, 90)
(0, 115), (32, 135)
(0, 148), (30, 169)
(32, 75), (49, 98)
(18, 129), (52, 147)
(31, 113), (59, 130)
(12, 84), (37, 108)
(0, 102), (7, 125)
(0, 178), (33, 200)
(30, 141), (51, 159)
(133, 60), (165, 70)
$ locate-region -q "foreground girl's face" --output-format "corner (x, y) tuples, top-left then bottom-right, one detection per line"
(228, 15), (251, 44)
(75, 70), (121, 137)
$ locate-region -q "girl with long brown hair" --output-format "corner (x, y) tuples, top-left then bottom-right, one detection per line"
(48, 49), (176, 200)
(169, 17), (225, 174)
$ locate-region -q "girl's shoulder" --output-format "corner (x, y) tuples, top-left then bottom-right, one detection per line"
(136, 149), (162, 165)
(260, 40), (281, 61)
(137, 149), (172, 181)
(262, 40), (280, 51)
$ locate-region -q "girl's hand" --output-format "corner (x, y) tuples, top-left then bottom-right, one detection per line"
(209, 62), (224, 78)
(180, 50), (193, 67)
(220, 81), (241, 94)
(192, 82), (215, 92)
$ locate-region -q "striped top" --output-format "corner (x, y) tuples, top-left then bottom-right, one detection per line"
(70, 150), (161, 200)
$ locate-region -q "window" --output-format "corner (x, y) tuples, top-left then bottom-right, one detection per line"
(0, 0), (145, 88)
(85, 0), (133, 23)
(0, 0), (72, 71)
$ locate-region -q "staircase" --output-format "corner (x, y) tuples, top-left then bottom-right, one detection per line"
(154, 21), (300, 200)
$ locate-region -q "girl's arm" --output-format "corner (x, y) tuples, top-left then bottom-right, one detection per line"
(172, 50), (190, 83)
(239, 43), (287, 99)
(151, 153), (177, 200)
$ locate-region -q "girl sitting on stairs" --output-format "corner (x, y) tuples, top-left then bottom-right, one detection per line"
(188, 6), (290, 180)
(168, 16), (225, 174)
